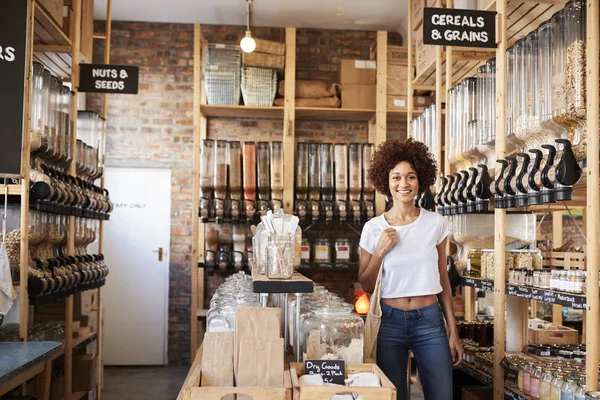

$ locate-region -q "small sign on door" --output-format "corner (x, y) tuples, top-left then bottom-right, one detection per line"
(79, 64), (139, 94)
(423, 7), (497, 48)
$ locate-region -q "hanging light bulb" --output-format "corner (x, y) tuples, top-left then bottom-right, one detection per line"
(240, 0), (256, 53)
(240, 31), (256, 53)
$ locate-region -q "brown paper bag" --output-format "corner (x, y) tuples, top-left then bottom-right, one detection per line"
(201, 332), (234, 387)
(234, 306), (282, 381)
(237, 337), (284, 387)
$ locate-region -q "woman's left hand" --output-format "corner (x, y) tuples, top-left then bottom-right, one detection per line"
(449, 334), (463, 367)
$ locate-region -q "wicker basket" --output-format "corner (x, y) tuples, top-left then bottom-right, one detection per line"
(205, 43), (241, 105)
(243, 51), (285, 70)
(241, 67), (277, 106)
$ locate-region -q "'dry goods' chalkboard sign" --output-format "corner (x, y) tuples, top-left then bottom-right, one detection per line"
(0, 0), (28, 177)
(79, 64), (139, 94)
(423, 8), (497, 48)
(304, 360), (346, 385)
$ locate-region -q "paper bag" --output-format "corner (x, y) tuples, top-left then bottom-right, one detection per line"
(201, 332), (234, 387)
(237, 337), (284, 387)
(234, 306), (282, 380)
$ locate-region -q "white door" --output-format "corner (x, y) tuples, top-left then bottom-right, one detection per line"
(103, 167), (171, 365)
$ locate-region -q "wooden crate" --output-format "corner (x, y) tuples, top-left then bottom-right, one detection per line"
(178, 346), (292, 400)
(528, 319), (579, 345)
(541, 252), (586, 270)
(289, 363), (396, 400)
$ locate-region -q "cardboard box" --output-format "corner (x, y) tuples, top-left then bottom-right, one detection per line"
(387, 64), (410, 95)
(415, 24), (436, 79)
(462, 387), (494, 400)
(387, 95), (432, 110)
(387, 46), (411, 65)
(340, 60), (377, 85)
(39, 0), (64, 27)
(74, 290), (93, 318)
(341, 84), (376, 109)
(73, 354), (98, 392)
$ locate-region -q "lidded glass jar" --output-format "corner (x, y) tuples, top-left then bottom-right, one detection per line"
(302, 303), (364, 363)
(514, 249), (533, 269)
(561, 376), (578, 399)
(301, 237), (311, 263)
(539, 368), (555, 400)
(524, 362), (535, 394)
(486, 57), (497, 147)
(532, 250), (543, 269)
(467, 249), (482, 277)
(334, 238), (351, 264)
(550, 371), (565, 400)
(530, 365), (543, 399)
(207, 305), (238, 332)
(313, 238), (332, 263)
(573, 383), (586, 400)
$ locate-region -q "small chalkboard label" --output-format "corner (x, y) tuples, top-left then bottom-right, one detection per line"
(304, 360), (346, 385)
(423, 8), (497, 48)
(79, 64), (139, 94)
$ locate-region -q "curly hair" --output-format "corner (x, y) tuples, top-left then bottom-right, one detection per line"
(367, 138), (438, 195)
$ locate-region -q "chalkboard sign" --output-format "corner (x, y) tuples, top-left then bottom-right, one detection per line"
(423, 8), (497, 48)
(79, 64), (139, 94)
(0, 0), (28, 177)
(304, 360), (346, 385)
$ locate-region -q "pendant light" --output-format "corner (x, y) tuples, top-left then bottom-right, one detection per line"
(240, 0), (256, 53)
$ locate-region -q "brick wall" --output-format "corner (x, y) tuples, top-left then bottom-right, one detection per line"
(88, 20), (405, 365)
(537, 214), (586, 249)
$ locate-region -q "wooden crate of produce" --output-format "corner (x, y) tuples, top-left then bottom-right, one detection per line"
(528, 319), (579, 345)
(289, 363), (396, 400)
(542, 252), (585, 270)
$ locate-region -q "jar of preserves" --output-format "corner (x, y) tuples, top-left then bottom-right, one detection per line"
(540, 368), (554, 400)
(550, 372), (565, 400)
(509, 269), (516, 285)
(533, 270), (541, 287)
(313, 238), (332, 263)
(301, 237), (311, 263)
(551, 270), (559, 290)
(574, 383), (586, 400)
(334, 238), (351, 264)
(524, 362), (535, 395)
(467, 249), (482, 277)
(302, 303), (364, 362)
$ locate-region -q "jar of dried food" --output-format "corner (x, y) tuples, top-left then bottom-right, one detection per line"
(550, 372), (565, 400)
(526, 270), (534, 287)
(531, 365), (543, 399)
(518, 269), (527, 286)
(302, 303), (364, 362)
(574, 270), (585, 294)
(467, 249), (482, 278)
(561, 376), (578, 400)
(506, 250), (516, 270)
(480, 249), (488, 279)
(540, 368), (555, 400)
(313, 238), (332, 263)
(483, 249), (495, 280)
(515, 249), (533, 269)
(533, 270), (541, 288)
(509, 269), (516, 285)
(540, 269), (552, 289)
(532, 249), (543, 269)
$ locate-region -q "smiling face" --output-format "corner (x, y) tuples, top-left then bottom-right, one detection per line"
(389, 161), (419, 204)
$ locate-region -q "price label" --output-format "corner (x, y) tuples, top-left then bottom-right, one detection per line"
(304, 360), (345, 385)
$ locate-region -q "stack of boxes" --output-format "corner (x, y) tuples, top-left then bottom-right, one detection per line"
(339, 60), (377, 109)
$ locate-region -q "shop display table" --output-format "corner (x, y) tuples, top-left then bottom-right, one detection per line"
(0, 341), (61, 397)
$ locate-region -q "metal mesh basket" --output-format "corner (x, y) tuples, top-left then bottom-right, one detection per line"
(241, 67), (277, 107)
(205, 44), (241, 105)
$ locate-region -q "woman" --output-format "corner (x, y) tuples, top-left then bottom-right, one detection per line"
(358, 138), (463, 400)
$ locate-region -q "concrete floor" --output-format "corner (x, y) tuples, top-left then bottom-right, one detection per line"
(101, 366), (424, 400)
(101, 366), (189, 400)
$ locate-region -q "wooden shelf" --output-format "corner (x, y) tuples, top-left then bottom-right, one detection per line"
(51, 332), (97, 361)
(457, 362), (493, 387)
(295, 107), (375, 122)
(33, 1), (71, 47)
(251, 263), (314, 294)
(197, 309), (208, 318)
(414, 58), (483, 87)
(200, 105), (284, 119)
(34, 45), (91, 81)
(4, 185), (22, 196)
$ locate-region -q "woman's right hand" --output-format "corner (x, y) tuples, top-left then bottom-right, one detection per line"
(374, 228), (398, 257)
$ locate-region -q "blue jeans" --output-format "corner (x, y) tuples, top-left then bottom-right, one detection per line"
(377, 302), (453, 400)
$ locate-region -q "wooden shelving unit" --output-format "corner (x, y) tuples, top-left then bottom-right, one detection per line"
(190, 27), (396, 361)
(0, 1), (112, 399)
(415, 0), (600, 395)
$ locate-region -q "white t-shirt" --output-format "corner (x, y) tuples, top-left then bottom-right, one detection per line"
(359, 209), (449, 298)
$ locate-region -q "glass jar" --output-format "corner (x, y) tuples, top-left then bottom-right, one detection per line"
(561, 376), (578, 400)
(564, 0), (587, 160)
(483, 249), (495, 280)
(574, 383), (586, 400)
(480, 249), (488, 279)
(313, 238), (332, 263)
(518, 362), (526, 391)
(266, 236), (295, 279)
(540, 369), (555, 400)
(515, 250), (534, 270)
(486, 58), (497, 147)
(301, 237), (311, 263)
(532, 250), (543, 269)
(506, 45), (518, 144)
(531, 366), (543, 399)
(551, 372), (565, 400)
(524, 362), (535, 395)
(506, 250), (516, 270)
(334, 238), (351, 264)
(207, 305), (237, 332)
(467, 249), (482, 278)
(320, 143), (334, 215)
(541, 269), (552, 289)
(302, 304), (364, 362)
